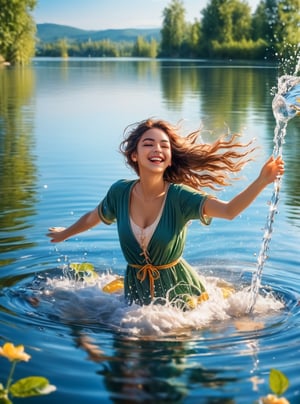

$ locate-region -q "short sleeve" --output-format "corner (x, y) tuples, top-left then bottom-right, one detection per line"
(98, 198), (116, 225)
(199, 195), (212, 226)
(174, 184), (212, 226)
(97, 180), (121, 225)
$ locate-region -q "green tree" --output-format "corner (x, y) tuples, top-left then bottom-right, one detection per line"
(252, 0), (300, 63)
(200, 0), (252, 55)
(133, 36), (158, 57)
(160, 0), (186, 57)
(201, 0), (228, 52)
(251, 0), (271, 41)
(230, 0), (252, 41)
(58, 38), (68, 58)
(278, 0), (300, 46)
(149, 38), (158, 58)
(183, 19), (201, 57)
(0, 0), (37, 65)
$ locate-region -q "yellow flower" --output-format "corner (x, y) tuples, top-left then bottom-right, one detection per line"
(0, 343), (31, 362)
(261, 394), (290, 404)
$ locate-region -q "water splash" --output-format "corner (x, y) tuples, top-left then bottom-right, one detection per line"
(11, 268), (284, 337)
(247, 73), (300, 313)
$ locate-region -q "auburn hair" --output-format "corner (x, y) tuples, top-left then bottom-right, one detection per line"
(119, 118), (255, 190)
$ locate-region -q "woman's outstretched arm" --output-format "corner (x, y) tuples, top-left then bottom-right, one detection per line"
(46, 207), (101, 242)
(203, 156), (285, 220)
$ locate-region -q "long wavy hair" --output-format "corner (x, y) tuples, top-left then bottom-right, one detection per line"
(119, 118), (255, 190)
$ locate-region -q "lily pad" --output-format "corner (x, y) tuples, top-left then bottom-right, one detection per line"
(269, 369), (289, 395)
(10, 376), (56, 398)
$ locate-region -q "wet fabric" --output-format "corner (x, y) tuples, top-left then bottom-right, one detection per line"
(98, 179), (212, 306)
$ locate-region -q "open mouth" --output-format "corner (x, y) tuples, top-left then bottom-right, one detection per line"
(149, 156), (164, 163)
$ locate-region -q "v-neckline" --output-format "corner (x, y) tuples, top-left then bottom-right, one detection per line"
(129, 180), (170, 249)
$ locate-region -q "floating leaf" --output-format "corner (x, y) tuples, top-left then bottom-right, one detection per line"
(10, 376), (56, 398)
(269, 369), (289, 395)
(69, 262), (95, 273)
(69, 262), (97, 282)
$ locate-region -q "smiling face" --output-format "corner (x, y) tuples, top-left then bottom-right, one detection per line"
(131, 128), (172, 175)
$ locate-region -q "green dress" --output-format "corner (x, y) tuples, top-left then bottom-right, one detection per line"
(98, 179), (212, 307)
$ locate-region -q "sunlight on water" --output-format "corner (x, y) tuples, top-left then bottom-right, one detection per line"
(247, 64), (300, 313)
(1, 58), (300, 403)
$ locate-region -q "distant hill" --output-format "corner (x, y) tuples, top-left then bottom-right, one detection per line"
(36, 23), (161, 43)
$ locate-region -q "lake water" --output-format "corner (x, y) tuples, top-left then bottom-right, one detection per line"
(0, 58), (299, 403)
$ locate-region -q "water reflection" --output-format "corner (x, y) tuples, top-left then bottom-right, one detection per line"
(160, 61), (197, 108)
(0, 59), (299, 403)
(0, 68), (37, 265)
(200, 66), (274, 130)
(283, 120), (300, 227)
(77, 332), (239, 403)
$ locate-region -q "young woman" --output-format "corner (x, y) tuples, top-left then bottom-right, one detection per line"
(47, 118), (284, 308)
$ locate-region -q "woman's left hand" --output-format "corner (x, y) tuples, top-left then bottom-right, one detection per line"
(259, 155), (285, 185)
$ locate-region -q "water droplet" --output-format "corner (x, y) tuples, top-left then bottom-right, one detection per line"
(247, 66), (300, 313)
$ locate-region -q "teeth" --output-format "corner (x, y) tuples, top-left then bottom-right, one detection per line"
(150, 157), (162, 162)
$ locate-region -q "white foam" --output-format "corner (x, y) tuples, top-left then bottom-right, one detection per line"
(37, 272), (284, 337)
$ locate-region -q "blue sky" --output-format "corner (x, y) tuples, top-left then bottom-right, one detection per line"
(34, 0), (261, 30)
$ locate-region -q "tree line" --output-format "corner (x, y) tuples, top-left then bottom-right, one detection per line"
(0, 0), (299, 65)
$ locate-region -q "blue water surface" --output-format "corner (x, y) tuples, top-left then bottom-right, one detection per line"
(0, 58), (299, 403)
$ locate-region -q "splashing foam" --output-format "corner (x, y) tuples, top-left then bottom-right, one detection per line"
(37, 272), (284, 337)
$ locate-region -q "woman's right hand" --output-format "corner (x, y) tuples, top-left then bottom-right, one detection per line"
(46, 227), (67, 243)
(46, 208), (101, 243)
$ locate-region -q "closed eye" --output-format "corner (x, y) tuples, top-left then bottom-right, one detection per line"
(141, 138), (170, 148)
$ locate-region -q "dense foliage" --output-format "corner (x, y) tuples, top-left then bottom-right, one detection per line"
(158, 0), (299, 60)
(37, 0), (299, 61)
(36, 37), (158, 58)
(1, 0), (299, 63)
(0, 0), (36, 65)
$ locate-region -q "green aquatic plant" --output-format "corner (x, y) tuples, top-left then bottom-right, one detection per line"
(269, 369), (289, 396)
(69, 262), (98, 282)
(0, 343), (56, 403)
(259, 368), (290, 404)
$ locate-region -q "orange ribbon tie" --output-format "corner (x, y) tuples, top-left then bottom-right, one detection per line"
(131, 258), (181, 299)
